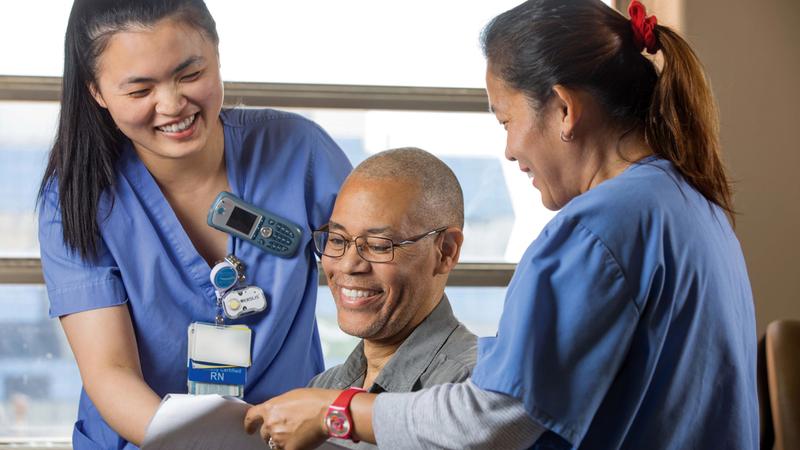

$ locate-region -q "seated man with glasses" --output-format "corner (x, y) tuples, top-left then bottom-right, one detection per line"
(307, 147), (477, 447)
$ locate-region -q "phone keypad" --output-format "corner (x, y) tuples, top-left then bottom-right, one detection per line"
(276, 223), (294, 238)
(254, 219), (296, 256)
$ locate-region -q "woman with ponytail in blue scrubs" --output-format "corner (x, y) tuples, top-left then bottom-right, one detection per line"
(37, 1), (351, 448)
(245, 1), (758, 449)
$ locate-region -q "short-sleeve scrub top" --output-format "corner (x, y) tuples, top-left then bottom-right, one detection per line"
(38, 108), (352, 449)
(471, 156), (758, 449)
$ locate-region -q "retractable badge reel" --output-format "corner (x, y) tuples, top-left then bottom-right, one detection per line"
(210, 255), (268, 323)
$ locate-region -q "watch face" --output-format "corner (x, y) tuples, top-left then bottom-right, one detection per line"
(325, 410), (351, 438)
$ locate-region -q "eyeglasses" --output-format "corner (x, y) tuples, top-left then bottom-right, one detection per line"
(312, 226), (448, 263)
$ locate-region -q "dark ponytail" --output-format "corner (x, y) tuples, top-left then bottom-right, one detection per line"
(481, 0), (734, 222)
(646, 26), (734, 220)
(38, 0), (218, 261)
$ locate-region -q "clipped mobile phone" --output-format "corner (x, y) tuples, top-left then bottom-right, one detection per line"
(207, 191), (302, 258)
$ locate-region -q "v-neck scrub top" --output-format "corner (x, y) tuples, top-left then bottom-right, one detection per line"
(38, 108), (352, 449)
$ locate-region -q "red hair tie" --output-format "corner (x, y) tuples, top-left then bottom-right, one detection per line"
(628, 0), (659, 54)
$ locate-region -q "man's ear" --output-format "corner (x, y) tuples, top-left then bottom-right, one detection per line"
(551, 84), (583, 141)
(434, 227), (463, 275)
(89, 82), (108, 109)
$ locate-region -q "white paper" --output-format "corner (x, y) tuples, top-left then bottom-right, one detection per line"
(141, 394), (264, 450)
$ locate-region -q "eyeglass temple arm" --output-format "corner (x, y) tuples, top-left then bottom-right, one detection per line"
(394, 226), (449, 247)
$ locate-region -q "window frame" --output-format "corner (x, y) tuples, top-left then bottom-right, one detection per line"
(0, 74), (515, 287)
(0, 76), (490, 112)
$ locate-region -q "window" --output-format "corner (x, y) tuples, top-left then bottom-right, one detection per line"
(0, 285), (78, 439)
(0, 0), (608, 442)
(291, 108), (555, 262)
(1, 1), (523, 87)
(0, 102), (555, 260)
(0, 102), (58, 258)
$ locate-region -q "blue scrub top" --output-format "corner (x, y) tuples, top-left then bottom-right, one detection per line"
(38, 108), (352, 449)
(471, 157), (758, 449)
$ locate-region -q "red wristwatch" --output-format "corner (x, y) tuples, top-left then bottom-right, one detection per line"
(325, 387), (366, 442)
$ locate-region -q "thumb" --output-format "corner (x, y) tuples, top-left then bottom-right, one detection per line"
(243, 406), (265, 434)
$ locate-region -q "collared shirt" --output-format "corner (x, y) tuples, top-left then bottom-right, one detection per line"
(310, 295), (477, 449)
(39, 108), (352, 449)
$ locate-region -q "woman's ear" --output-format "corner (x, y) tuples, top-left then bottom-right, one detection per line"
(434, 227), (464, 275)
(89, 82), (108, 109)
(552, 84), (583, 141)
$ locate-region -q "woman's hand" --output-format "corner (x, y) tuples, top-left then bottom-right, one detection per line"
(244, 388), (339, 450)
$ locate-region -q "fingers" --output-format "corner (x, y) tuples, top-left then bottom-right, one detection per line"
(260, 425), (271, 443)
(244, 393), (328, 450)
(244, 403), (283, 448)
(243, 405), (266, 435)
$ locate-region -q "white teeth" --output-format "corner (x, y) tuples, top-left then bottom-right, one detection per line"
(341, 287), (379, 299)
(527, 172), (535, 179)
(158, 114), (195, 133)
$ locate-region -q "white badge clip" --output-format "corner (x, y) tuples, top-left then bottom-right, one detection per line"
(222, 286), (268, 319)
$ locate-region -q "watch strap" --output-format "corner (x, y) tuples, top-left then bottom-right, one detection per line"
(326, 387), (366, 442)
(331, 386), (366, 408)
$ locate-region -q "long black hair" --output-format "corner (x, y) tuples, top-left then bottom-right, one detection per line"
(482, 0), (734, 222)
(38, 0), (219, 261)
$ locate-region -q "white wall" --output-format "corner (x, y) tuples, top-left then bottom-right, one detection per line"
(681, 0), (800, 334)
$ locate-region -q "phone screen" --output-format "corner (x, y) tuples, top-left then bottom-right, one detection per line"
(227, 206), (259, 236)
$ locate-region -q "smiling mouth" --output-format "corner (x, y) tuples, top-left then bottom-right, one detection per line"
(156, 113), (197, 133)
(341, 287), (382, 299)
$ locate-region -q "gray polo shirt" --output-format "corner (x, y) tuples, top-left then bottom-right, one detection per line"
(309, 295), (477, 449)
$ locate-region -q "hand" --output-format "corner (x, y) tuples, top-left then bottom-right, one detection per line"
(244, 388), (339, 450)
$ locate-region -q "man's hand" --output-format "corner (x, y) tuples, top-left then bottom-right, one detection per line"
(244, 388), (339, 450)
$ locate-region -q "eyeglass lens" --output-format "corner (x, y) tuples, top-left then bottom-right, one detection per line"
(314, 231), (395, 263)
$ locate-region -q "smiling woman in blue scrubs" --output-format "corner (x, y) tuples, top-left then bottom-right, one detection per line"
(36, 0), (351, 448)
(244, 1), (758, 449)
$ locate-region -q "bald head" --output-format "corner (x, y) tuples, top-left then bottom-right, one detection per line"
(349, 147), (464, 230)
(322, 148), (465, 343)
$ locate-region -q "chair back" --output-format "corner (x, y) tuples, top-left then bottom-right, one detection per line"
(758, 335), (774, 450)
(765, 320), (800, 450)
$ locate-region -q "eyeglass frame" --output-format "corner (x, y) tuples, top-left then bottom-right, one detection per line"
(312, 225), (449, 263)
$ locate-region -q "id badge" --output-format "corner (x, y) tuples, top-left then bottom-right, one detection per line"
(187, 322), (251, 397)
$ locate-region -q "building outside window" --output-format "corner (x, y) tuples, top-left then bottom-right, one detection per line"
(0, 0), (627, 442)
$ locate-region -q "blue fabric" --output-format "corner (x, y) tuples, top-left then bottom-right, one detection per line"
(471, 157), (758, 449)
(39, 108), (352, 450)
